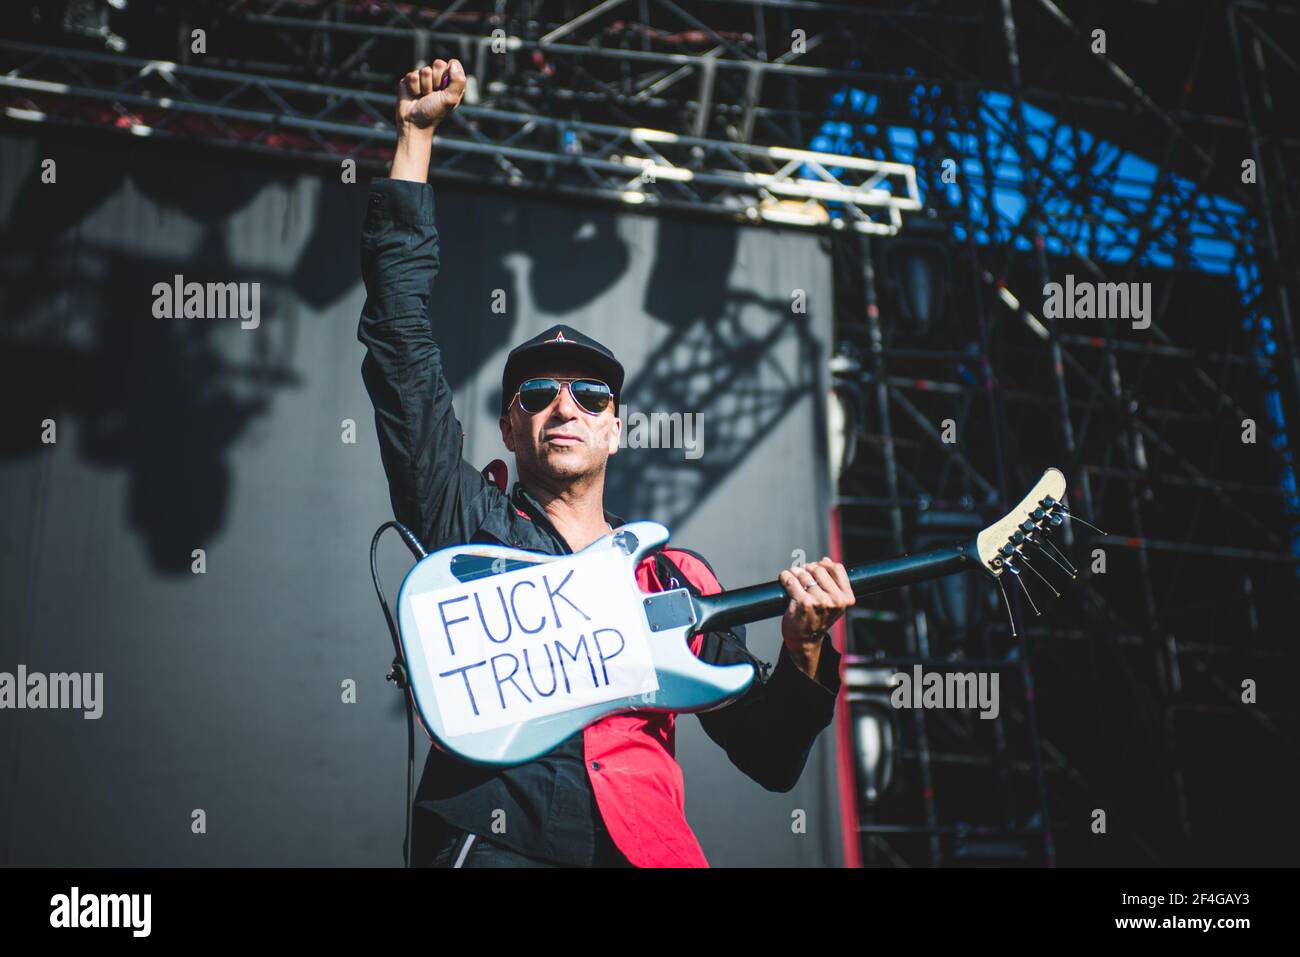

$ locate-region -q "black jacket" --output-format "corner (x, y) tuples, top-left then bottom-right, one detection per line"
(357, 177), (842, 865)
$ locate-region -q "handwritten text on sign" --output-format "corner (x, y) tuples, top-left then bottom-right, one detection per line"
(409, 551), (660, 738)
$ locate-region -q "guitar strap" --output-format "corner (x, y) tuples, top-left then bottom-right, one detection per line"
(652, 549), (773, 685)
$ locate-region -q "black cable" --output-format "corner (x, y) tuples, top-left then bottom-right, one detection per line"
(369, 520), (427, 869)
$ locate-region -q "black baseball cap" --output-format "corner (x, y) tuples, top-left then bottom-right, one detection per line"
(500, 324), (625, 416)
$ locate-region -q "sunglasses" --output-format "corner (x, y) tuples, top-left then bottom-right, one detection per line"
(513, 377), (614, 416)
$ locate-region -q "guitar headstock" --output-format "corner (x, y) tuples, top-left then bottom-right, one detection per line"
(974, 468), (1069, 578)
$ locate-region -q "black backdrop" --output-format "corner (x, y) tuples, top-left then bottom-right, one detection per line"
(0, 125), (840, 866)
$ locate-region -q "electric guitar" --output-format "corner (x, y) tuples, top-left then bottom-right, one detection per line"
(394, 467), (1070, 766)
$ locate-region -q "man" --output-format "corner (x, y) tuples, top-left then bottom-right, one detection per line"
(358, 58), (856, 868)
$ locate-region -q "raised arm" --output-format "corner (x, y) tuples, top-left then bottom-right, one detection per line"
(358, 60), (497, 550)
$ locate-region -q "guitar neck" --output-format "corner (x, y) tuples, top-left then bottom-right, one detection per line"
(693, 541), (978, 633)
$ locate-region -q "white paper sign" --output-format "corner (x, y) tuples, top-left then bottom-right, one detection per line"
(409, 550), (660, 738)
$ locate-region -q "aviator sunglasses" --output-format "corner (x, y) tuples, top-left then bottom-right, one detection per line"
(513, 377), (614, 416)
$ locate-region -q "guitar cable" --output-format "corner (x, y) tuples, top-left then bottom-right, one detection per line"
(369, 521), (428, 869)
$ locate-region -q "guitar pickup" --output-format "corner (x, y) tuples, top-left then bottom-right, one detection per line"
(642, 588), (698, 633)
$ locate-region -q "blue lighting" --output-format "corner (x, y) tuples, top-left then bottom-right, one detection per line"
(814, 85), (1300, 566)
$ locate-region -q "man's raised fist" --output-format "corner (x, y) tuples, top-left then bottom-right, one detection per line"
(397, 59), (466, 133)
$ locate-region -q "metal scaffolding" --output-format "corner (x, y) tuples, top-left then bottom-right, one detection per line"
(827, 0), (1300, 867)
(2, 0), (1297, 867)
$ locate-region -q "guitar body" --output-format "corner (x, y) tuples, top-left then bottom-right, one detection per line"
(395, 521), (755, 766)
(394, 468), (1070, 767)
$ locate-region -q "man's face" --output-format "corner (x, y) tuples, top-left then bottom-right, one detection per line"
(499, 366), (621, 484)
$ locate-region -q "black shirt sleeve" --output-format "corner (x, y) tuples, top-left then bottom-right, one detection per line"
(356, 177), (501, 550)
(695, 623), (843, 793)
